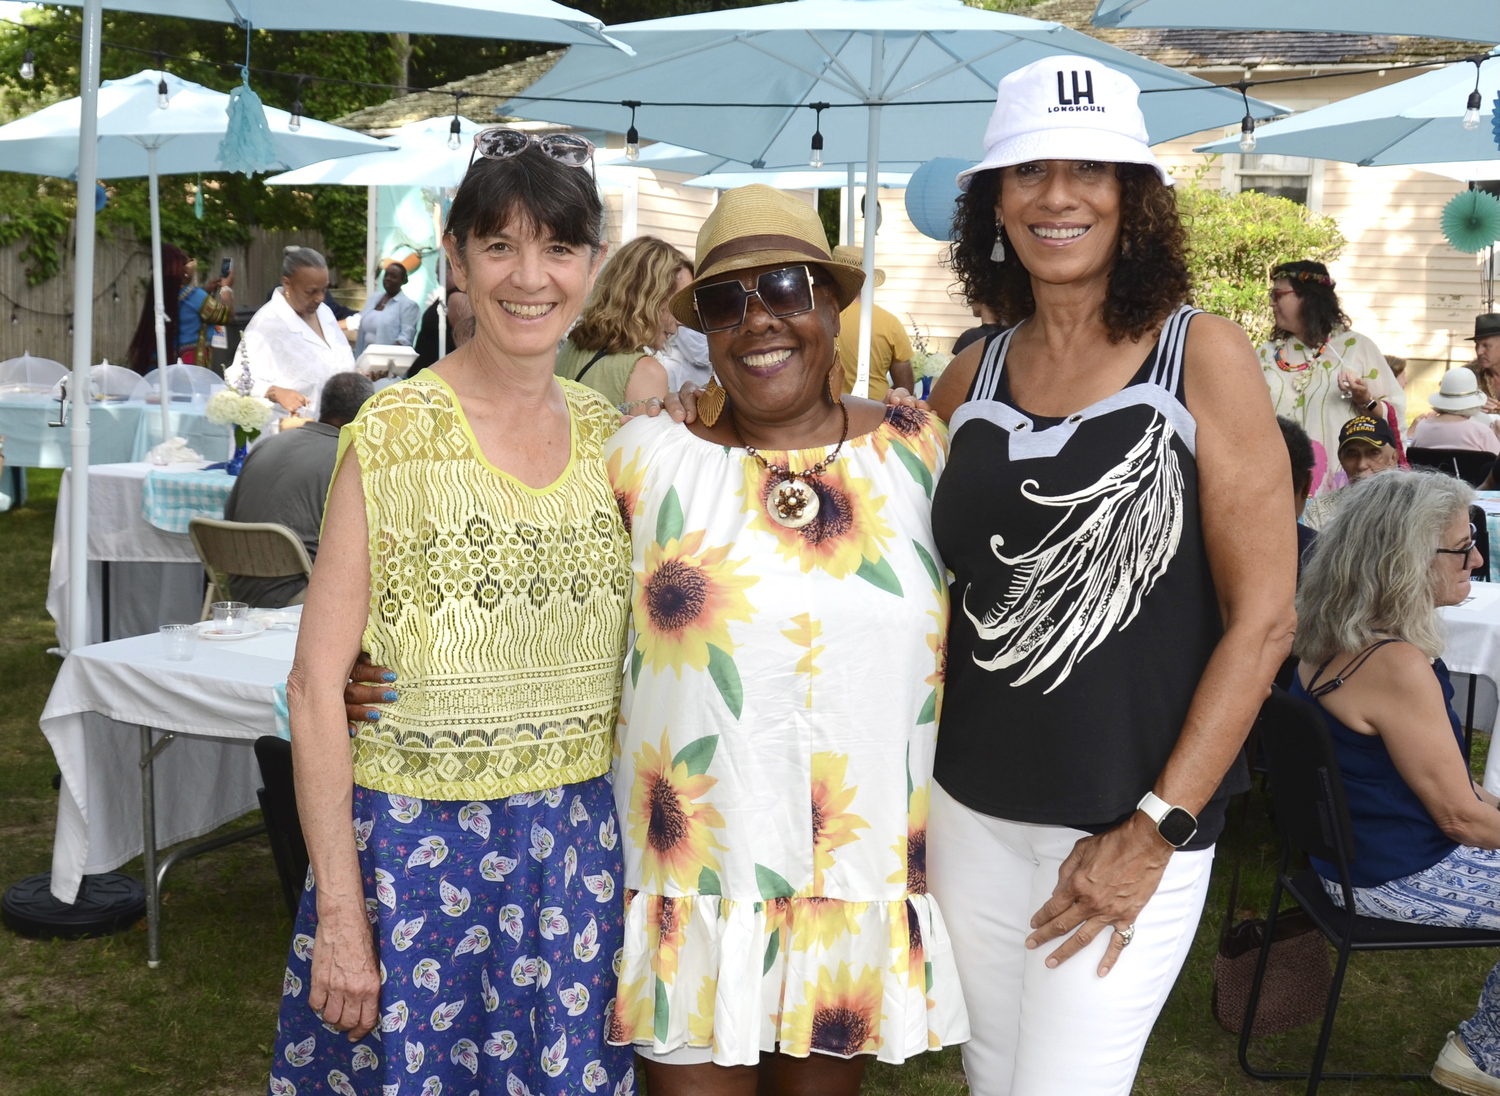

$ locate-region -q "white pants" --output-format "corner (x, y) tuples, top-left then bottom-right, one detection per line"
(928, 784), (1214, 1096)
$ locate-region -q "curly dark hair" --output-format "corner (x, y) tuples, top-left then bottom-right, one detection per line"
(1270, 260), (1350, 349)
(949, 163), (1191, 344)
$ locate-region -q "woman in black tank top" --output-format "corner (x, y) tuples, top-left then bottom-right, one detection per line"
(916, 63), (1297, 1096)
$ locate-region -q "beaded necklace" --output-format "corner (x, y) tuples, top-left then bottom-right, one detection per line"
(1272, 339), (1331, 395)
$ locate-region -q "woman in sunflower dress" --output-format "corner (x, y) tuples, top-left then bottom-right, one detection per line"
(602, 185), (968, 1095)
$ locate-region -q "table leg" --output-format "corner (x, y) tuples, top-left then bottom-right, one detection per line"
(100, 560), (110, 643)
(139, 726), (175, 968)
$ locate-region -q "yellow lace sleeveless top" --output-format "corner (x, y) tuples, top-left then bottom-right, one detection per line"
(338, 373), (631, 800)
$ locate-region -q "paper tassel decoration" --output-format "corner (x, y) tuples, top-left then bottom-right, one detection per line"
(216, 74), (278, 176)
(194, 174), (204, 220)
(1442, 189), (1500, 254)
(1493, 90), (1500, 153)
(905, 158), (974, 242)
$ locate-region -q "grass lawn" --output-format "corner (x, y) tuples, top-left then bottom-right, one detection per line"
(0, 468), (1490, 1094)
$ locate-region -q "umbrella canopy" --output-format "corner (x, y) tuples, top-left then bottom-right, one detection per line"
(264, 115), (482, 188)
(1196, 55), (1500, 166)
(499, 0), (1281, 394)
(49, 0), (621, 46)
(1090, 0), (1500, 43)
(0, 69), (385, 177)
(680, 169), (911, 190)
(1407, 161), (1500, 182)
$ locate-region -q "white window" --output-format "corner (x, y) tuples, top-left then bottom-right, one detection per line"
(1224, 154), (1325, 211)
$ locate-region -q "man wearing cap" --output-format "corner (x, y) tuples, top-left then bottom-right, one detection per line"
(1468, 313), (1500, 413)
(1411, 366), (1500, 455)
(831, 244), (913, 401)
(1302, 414), (1401, 530)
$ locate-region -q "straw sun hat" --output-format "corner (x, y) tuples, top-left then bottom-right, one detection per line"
(670, 184), (865, 330)
(831, 245), (884, 288)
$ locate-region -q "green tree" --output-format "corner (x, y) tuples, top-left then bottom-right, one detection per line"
(1177, 162), (1346, 344)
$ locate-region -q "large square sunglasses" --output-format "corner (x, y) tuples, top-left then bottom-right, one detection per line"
(693, 265), (819, 332)
(469, 127), (595, 178)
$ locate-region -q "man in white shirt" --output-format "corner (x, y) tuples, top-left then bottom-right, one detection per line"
(241, 246), (356, 427)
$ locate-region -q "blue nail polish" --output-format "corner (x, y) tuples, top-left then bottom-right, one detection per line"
(366, 710), (381, 721)
(382, 672), (397, 683)
(383, 690), (398, 702)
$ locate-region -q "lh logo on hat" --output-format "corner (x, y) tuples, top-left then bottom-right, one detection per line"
(1053, 69), (1104, 114)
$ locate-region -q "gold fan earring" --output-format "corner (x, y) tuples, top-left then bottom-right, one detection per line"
(699, 372), (726, 427)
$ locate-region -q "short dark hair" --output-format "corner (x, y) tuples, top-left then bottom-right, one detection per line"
(950, 162), (1191, 344)
(320, 372), (374, 426)
(1277, 414), (1315, 497)
(1271, 260), (1350, 348)
(282, 246), (326, 279)
(445, 145), (604, 259)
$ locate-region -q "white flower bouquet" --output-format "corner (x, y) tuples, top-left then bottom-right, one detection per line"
(907, 315), (953, 384)
(206, 387), (274, 448)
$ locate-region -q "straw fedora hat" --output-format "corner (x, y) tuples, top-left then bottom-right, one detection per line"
(671, 184), (865, 329)
(831, 245), (883, 288)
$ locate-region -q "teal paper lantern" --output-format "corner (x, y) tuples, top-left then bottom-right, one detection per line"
(905, 158), (974, 242)
(216, 74), (279, 177)
(1442, 189), (1500, 254)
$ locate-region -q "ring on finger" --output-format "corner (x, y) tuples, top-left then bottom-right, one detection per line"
(1116, 923), (1135, 948)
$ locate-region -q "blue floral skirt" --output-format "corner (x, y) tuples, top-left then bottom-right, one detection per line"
(269, 777), (635, 1096)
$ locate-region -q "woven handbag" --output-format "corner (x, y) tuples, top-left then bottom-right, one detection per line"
(1210, 797), (1333, 1036)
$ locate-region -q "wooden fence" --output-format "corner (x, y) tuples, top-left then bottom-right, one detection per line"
(0, 225), (329, 366)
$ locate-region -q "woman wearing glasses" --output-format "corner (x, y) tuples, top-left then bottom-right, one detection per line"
(1289, 469), (1500, 1095)
(602, 184), (966, 1093)
(268, 129), (636, 1096)
(1260, 260), (1405, 498)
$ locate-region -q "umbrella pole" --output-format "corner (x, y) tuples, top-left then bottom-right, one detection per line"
(854, 31), (884, 400)
(67, 0), (102, 654)
(148, 149), (171, 445)
(845, 163), (856, 246)
(434, 201), (447, 361)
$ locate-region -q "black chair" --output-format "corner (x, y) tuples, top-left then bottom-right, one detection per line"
(1406, 446), (1495, 487)
(1472, 504), (1492, 583)
(1239, 687), (1500, 1095)
(254, 736), (309, 919)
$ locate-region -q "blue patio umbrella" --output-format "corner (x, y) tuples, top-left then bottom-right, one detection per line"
(1196, 55), (1500, 166)
(1091, 0), (1500, 43)
(497, 0), (1281, 394)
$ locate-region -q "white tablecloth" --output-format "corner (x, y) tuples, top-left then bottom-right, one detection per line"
(40, 625), (297, 903)
(0, 396), (232, 468)
(1438, 580), (1500, 794)
(46, 463), (211, 651)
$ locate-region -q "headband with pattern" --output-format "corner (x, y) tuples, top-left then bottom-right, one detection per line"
(1274, 269), (1336, 288)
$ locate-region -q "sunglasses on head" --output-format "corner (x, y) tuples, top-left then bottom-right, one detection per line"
(469, 128), (596, 177)
(693, 265), (820, 333)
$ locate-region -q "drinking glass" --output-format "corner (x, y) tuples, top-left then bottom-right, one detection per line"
(159, 623), (195, 661)
(210, 601), (250, 635)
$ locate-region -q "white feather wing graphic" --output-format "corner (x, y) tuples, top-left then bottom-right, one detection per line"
(963, 414), (1184, 693)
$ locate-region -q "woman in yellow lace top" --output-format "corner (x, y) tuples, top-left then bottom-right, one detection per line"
(269, 131), (637, 1096)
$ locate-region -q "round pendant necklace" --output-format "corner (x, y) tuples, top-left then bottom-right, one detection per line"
(730, 402), (850, 530)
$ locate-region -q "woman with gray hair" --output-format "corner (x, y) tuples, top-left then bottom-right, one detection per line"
(1291, 469), (1500, 1095)
(241, 245), (356, 425)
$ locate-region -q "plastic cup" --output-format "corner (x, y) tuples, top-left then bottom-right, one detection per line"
(159, 624), (195, 661)
(210, 601), (249, 635)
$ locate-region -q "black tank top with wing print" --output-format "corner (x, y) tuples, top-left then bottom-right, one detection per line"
(931, 306), (1237, 847)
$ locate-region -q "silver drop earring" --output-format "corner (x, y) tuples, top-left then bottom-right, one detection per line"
(990, 222), (1006, 263)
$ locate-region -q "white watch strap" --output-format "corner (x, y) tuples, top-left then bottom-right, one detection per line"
(1137, 790), (1171, 824)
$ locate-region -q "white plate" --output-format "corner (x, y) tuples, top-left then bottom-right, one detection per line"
(196, 620), (266, 641)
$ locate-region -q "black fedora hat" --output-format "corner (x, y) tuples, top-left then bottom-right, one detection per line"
(1469, 313), (1500, 341)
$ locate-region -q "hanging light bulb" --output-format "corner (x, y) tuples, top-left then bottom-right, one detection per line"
(1466, 88), (1484, 130)
(20, 47), (34, 81)
(809, 103), (826, 168)
(448, 115), (462, 151)
(157, 76), (170, 110)
(288, 98), (303, 132)
(624, 101), (640, 161)
(1239, 113), (1257, 153)
(10, 310), (17, 325)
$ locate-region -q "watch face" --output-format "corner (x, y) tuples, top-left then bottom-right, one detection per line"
(1159, 807), (1198, 848)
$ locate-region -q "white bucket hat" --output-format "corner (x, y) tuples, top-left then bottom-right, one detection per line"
(1430, 366), (1488, 413)
(956, 56), (1172, 191)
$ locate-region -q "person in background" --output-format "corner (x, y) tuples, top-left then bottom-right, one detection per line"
(832, 244), (913, 400)
(951, 298), (1003, 357)
(241, 246), (356, 426)
(1289, 469), (1500, 1096)
(655, 323), (712, 392)
(126, 243), (234, 372)
(1385, 354), (1409, 390)
(555, 234), (690, 412)
(354, 259), (421, 358)
(1411, 367), (1500, 455)
(1302, 414), (1400, 531)
(1468, 314), (1500, 413)
(408, 268), (473, 373)
(222, 372), (374, 608)
(1258, 260), (1405, 496)
(1279, 415), (1318, 576)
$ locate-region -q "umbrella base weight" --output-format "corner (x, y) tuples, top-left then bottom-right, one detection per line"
(2, 872), (146, 940)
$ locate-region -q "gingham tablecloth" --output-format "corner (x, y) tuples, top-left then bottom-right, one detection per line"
(140, 466), (235, 534)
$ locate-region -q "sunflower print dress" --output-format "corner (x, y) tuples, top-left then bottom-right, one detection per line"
(602, 405), (970, 1067)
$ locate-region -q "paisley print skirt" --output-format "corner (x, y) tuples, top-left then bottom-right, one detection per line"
(268, 778), (635, 1096)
